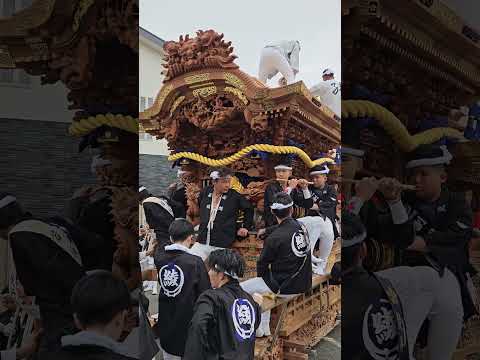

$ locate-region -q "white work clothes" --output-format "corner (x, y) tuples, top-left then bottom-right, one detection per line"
(377, 266), (463, 360)
(259, 40), (300, 85)
(310, 79), (341, 116)
(297, 216), (335, 275)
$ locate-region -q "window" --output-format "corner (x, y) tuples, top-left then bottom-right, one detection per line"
(139, 132), (153, 141)
(0, 69), (13, 82)
(148, 97), (154, 107)
(140, 96), (146, 111)
(1, 0), (32, 17)
(0, 68), (31, 85)
(1, 0), (15, 17)
(0, 1), (33, 85)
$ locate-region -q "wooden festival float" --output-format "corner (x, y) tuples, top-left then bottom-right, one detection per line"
(0, 0), (141, 339)
(140, 30), (341, 359)
(342, 1), (480, 358)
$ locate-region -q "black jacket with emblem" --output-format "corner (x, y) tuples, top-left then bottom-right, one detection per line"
(183, 280), (261, 360)
(400, 189), (477, 319)
(257, 218), (312, 294)
(198, 187), (254, 248)
(304, 184), (338, 221)
(142, 196), (183, 248)
(154, 245), (211, 356)
(8, 217), (87, 355)
(263, 181), (313, 227)
(343, 266), (407, 360)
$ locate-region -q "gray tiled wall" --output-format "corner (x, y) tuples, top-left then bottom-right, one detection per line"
(0, 118), (95, 218)
(139, 154), (177, 196)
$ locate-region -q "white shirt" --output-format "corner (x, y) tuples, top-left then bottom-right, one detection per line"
(310, 79), (341, 116)
(265, 40), (300, 74)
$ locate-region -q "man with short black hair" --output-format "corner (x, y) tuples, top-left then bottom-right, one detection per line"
(49, 270), (135, 359)
(242, 193), (312, 336)
(184, 249), (260, 360)
(193, 168), (254, 260)
(154, 219), (210, 360)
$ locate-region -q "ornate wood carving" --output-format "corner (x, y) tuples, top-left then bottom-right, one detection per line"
(162, 30), (238, 82)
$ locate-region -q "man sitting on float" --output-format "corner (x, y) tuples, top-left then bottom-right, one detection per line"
(241, 193), (313, 337)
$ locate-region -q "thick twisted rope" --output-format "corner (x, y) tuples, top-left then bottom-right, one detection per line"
(168, 144), (334, 169)
(230, 176), (244, 193)
(342, 100), (465, 152)
(69, 114), (138, 137)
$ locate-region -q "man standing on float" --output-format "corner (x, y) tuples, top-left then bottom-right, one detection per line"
(258, 40), (300, 85)
(191, 168), (254, 260)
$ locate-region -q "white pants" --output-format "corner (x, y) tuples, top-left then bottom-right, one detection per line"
(189, 243), (224, 261)
(297, 216), (335, 275)
(240, 277), (297, 336)
(258, 47), (295, 85)
(377, 266), (463, 360)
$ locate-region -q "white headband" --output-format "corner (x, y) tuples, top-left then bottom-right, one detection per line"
(0, 195), (16, 209)
(343, 232), (367, 248)
(274, 165), (292, 171)
(210, 171), (220, 180)
(310, 167), (329, 175)
(139, 186), (146, 192)
(341, 146), (365, 157)
(214, 264), (240, 280)
(271, 202), (294, 210)
(406, 146), (453, 169)
(91, 155), (112, 174)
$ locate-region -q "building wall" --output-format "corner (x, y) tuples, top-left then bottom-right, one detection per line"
(139, 154), (177, 196)
(139, 39), (165, 104)
(0, 77), (74, 123)
(139, 32), (170, 156)
(0, 118), (95, 218)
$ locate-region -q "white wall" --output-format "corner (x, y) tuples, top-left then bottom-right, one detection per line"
(139, 34), (170, 156)
(139, 39), (165, 102)
(0, 71), (74, 123)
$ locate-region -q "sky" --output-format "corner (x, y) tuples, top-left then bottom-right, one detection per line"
(139, 0), (341, 88)
(442, 0), (480, 31)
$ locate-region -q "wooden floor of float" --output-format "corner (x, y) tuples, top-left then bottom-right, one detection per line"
(253, 242), (341, 360)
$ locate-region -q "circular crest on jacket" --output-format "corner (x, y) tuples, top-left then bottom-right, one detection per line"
(291, 229), (310, 257)
(231, 298), (256, 341)
(158, 263), (185, 297)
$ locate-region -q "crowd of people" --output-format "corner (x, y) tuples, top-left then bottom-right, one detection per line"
(139, 155), (341, 359)
(0, 156), (153, 360)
